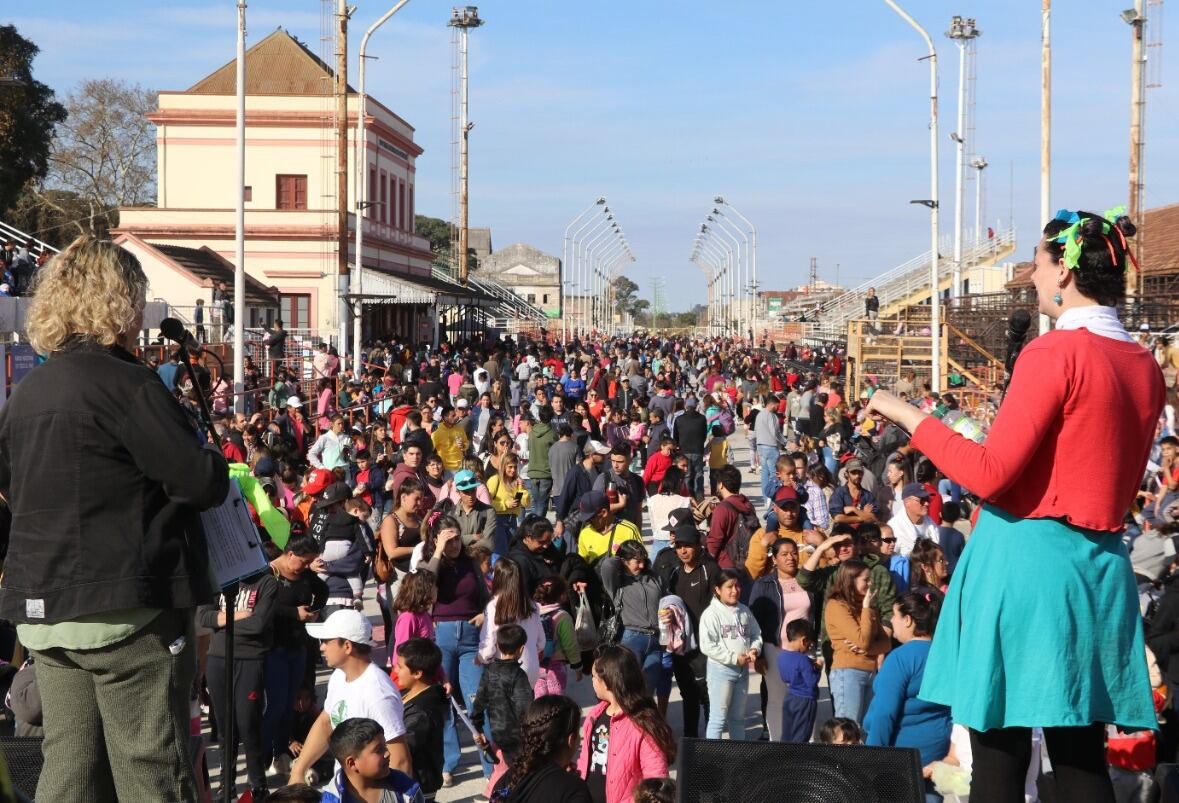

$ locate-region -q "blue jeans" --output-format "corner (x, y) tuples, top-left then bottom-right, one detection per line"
(620, 629), (665, 696)
(683, 452), (705, 497)
(829, 667), (875, 724)
(435, 620), (491, 776)
(706, 661), (748, 740)
(527, 478), (553, 518)
(758, 446), (780, 501)
(261, 646), (305, 765)
(494, 514), (518, 557)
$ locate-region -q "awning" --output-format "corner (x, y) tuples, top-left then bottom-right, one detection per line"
(351, 270), (439, 305)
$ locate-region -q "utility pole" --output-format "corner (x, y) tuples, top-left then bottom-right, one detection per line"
(1039, 0), (1051, 335)
(233, 0), (247, 412)
(449, 7), (483, 286)
(947, 16), (980, 300)
(335, 0), (350, 353)
(1125, 1), (1146, 299)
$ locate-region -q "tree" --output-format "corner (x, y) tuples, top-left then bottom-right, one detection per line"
(414, 213), (479, 272)
(39, 78), (157, 236)
(0, 26), (67, 216)
(5, 185), (102, 248)
(611, 275), (641, 316)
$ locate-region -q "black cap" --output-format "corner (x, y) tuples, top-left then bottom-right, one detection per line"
(315, 482), (352, 509)
(670, 522), (701, 546)
(661, 507), (695, 532)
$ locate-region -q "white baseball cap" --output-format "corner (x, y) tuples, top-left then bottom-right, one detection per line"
(584, 439), (611, 456)
(305, 608), (372, 644)
(455, 398), (470, 409)
(286, 396), (304, 408)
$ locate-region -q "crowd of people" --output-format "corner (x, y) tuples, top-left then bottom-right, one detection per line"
(0, 215), (1175, 803)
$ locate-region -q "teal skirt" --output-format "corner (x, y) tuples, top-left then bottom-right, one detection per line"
(919, 506), (1155, 731)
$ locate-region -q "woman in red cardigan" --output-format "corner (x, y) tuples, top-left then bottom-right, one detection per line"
(866, 208), (1163, 803)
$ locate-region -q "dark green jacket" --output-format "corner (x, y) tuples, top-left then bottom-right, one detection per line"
(797, 552), (896, 645)
(528, 422), (557, 479)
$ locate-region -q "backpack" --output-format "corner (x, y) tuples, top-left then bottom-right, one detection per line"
(540, 609), (559, 664)
(721, 500), (762, 569)
(717, 408), (735, 436)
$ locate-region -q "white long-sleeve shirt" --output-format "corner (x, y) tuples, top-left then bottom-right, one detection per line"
(308, 431), (351, 470)
(478, 597), (547, 687)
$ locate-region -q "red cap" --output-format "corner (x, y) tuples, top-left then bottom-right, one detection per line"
(773, 485), (800, 505)
(302, 468), (334, 496)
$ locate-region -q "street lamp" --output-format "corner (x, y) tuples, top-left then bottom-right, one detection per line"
(706, 217), (742, 334)
(715, 197), (759, 332)
(710, 210), (750, 335)
(970, 156), (988, 246)
(698, 235), (731, 331)
(354, 0), (412, 374)
(563, 198), (606, 340)
(884, 0), (942, 391)
(946, 16), (981, 300)
(697, 244), (728, 331)
(571, 211), (611, 335)
(581, 223), (618, 333)
(702, 224), (737, 333)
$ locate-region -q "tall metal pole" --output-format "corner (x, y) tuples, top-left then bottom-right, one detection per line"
(233, 0), (246, 413)
(883, 0), (940, 390)
(576, 216), (612, 335)
(1126, 0), (1146, 299)
(946, 16), (979, 299)
(570, 210), (609, 336)
(458, 24), (470, 285)
(1040, 0), (1052, 334)
(700, 239), (730, 331)
(972, 157), (987, 246)
(563, 198), (605, 342)
(355, 1), (411, 377)
(717, 199), (758, 336)
(580, 224), (616, 334)
(712, 213), (749, 335)
(335, 0), (350, 354)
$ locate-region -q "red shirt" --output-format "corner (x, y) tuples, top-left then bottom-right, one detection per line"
(911, 329), (1164, 533)
(642, 451), (673, 488)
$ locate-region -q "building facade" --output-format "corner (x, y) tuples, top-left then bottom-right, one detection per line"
(113, 28), (438, 342)
(477, 242), (562, 318)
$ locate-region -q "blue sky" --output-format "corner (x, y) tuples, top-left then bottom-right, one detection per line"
(11, 1), (1178, 309)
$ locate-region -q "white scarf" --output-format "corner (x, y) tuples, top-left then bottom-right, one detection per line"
(1054, 305), (1134, 343)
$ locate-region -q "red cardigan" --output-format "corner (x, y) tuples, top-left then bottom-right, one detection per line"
(912, 328), (1164, 533)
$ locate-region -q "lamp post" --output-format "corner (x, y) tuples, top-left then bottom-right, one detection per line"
(1040, 0), (1051, 335)
(714, 198), (758, 334)
(699, 245), (728, 332)
(970, 156), (988, 246)
(698, 237), (731, 331)
(705, 218), (742, 334)
(710, 211), (750, 335)
(1123, 2), (1146, 298)
(355, 0), (412, 377)
(571, 211), (611, 335)
(562, 198), (606, 341)
(884, 0), (941, 391)
(702, 226), (737, 333)
(947, 16), (980, 300)
(596, 241), (624, 329)
(580, 223), (617, 334)
(233, 0), (247, 413)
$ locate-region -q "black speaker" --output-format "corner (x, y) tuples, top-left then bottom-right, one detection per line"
(0, 736), (43, 801)
(676, 737), (926, 803)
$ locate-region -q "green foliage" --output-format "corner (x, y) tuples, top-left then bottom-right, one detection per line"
(414, 214), (479, 272)
(0, 25), (67, 215)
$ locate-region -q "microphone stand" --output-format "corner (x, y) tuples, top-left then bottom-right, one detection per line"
(170, 342), (241, 803)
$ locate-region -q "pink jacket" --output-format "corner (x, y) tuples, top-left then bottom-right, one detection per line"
(577, 701), (669, 803)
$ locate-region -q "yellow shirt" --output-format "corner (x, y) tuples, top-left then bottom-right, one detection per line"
(487, 474), (531, 515)
(707, 437), (731, 469)
(431, 421), (469, 471)
(577, 519), (643, 564)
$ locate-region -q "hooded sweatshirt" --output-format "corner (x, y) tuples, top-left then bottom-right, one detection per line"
(697, 596), (763, 668)
(706, 493), (758, 569)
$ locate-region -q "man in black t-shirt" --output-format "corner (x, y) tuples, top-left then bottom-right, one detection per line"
(265, 319), (288, 377)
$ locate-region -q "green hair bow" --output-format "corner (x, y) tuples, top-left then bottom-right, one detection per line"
(1051, 205), (1127, 270)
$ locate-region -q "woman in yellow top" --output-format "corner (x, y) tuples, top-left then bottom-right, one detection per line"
(707, 425), (732, 497)
(488, 452), (529, 555)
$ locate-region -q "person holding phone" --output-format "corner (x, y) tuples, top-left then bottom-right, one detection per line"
(489, 453), (530, 556)
(593, 445), (646, 529)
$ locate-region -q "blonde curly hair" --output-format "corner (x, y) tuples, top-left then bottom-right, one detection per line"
(25, 237), (148, 355)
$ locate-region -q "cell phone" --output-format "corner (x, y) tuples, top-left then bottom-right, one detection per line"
(515, 490), (524, 501)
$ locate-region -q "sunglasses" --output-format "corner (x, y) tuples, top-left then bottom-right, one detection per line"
(880, 537), (897, 544)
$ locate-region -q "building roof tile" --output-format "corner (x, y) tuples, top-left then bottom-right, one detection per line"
(186, 28), (354, 96)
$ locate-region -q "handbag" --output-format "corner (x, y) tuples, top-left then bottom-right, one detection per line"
(372, 517), (398, 584)
(573, 588), (599, 651)
(597, 586), (624, 648)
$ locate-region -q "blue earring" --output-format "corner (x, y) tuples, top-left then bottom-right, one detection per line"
(1053, 292), (1063, 305)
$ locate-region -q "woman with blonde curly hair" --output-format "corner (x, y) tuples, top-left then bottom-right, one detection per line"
(0, 237), (229, 803)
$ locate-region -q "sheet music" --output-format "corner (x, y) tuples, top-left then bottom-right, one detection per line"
(201, 480), (270, 589)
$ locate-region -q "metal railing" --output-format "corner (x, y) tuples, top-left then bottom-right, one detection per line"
(0, 219), (59, 256)
(811, 227), (1017, 339)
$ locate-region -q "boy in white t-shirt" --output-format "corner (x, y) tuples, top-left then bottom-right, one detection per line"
(288, 609), (413, 784)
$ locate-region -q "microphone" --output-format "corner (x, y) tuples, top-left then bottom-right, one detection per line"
(160, 317), (203, 353)
(1001, 310), (1032, 404)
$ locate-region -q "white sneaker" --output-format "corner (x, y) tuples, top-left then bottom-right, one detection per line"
(269, 753), (292, 778)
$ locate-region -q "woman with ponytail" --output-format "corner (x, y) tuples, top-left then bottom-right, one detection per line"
(867, 208), (1160, 802)
(578, 646), (674, 803)
(862, 591), (951, 793)
(492, 695), (591, 802)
